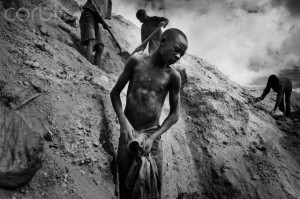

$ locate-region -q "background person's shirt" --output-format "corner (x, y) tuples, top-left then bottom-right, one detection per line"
(141, 16), (169, 50)
(261, 77), (292, 99)
(83, 0), (112, 19)
(261, 77), (293, 109)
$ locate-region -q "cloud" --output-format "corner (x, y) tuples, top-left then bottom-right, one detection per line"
(113, 0), (300, 89)
(271, 0), (300, 16)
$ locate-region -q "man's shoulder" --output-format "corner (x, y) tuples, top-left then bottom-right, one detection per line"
(149, 16), (163, 19)
(149, 16), (168, 22)
(126, 54), (146, 67)
(130, 53), (146, 61)
(146, 16), (161, 22)
(168, 67), (181, 82)
(164, 67), (181, 90)
(279, 77), (292, 84)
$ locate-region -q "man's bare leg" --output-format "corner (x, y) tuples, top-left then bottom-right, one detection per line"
(117, 139), (134, 199)
(279, 97), (285, 113)
(84, 39), (95, 63)
(94, 43), (104, 67)
(285, 89), (292, 117)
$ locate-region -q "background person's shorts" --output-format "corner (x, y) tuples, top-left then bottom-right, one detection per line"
(79, 9), (103, 48)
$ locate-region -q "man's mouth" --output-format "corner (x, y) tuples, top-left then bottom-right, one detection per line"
(170, 59), (177, 64)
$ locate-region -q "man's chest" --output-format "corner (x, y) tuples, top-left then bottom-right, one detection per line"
(133, 69), (170, 92)
(144, 21), (160, 33)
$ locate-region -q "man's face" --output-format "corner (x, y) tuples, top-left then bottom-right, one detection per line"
(160, 35), (188, 65)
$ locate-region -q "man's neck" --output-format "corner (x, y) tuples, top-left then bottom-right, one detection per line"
(149, 48), (167, 68)
(142, 16), (149, 23)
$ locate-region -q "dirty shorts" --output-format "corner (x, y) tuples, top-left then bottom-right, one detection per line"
(118, 125), (163, 199)
(133, 126), (163, 181)
(79, 8), (103, 48)
(136, 126), (163, 181)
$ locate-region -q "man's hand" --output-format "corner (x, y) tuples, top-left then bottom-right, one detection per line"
(159, 21), (167, 28)
(143, 137), (154, 156)
(134, 46), (144, 53)
(120, 120), (135, 144)
(101, 22), (109, 30)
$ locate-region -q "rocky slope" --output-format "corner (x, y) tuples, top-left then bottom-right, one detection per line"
(0, 0), (299, 199)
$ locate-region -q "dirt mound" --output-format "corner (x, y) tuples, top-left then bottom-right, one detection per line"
(0, 0), (299, 198)
(168, 56), (300, 199)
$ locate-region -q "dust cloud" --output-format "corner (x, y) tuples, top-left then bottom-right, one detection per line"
(112, 0), (300, 91)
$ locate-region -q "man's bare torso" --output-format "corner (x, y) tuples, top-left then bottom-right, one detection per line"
(124, 56), (173, 131)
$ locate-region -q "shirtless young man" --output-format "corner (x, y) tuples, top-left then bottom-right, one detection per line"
(110, 28), (188, 198)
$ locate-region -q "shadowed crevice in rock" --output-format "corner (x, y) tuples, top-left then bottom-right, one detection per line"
(98, 95), (118, 189)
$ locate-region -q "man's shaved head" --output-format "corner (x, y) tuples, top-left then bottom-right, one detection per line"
(136, 9), (147, 18)
(162, 28), (188, 45)
(159, 28), (188, 65)
(268, 74), (278, 86)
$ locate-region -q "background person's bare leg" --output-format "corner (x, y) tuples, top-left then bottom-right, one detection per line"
(94, 43), (104, 67)
(285, 89), (292, 117)
(85, 39), (95, 63)
(279, 97), (285, 113)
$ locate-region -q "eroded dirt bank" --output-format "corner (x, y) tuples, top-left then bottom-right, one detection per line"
(0, 0), (299, 198)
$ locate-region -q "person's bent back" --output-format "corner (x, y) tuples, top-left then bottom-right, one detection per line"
(256, 75), (292, 117)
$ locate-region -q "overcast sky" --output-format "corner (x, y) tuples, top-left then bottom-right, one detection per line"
(113, 0), (300, 91)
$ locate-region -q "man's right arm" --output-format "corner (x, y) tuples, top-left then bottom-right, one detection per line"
(157, 16), (169, 24)
(110, 56), (138, 142)
(260, 79), (271, 100)
(140, 24), (147, 51)
(155, 16), (169, 28)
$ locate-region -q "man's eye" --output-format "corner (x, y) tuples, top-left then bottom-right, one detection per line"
(174, 47), (181, 52)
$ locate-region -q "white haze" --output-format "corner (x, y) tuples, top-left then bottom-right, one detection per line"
(112, 0), (300, 90)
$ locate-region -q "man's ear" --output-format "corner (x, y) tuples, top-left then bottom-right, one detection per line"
(161, 37), (167, 45)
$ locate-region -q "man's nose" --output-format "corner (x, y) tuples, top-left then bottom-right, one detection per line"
(174, 53), (180, 60)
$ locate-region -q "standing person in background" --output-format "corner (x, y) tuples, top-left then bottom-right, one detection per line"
(135, 9), (169, 55)
(79, 0), (112, 67)
(255, 75), (293, 117)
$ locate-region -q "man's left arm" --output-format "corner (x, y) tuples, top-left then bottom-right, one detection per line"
(144, 71), (181, 154)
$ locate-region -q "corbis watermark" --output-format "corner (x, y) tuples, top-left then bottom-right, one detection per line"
(4, 6), (59, 22)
